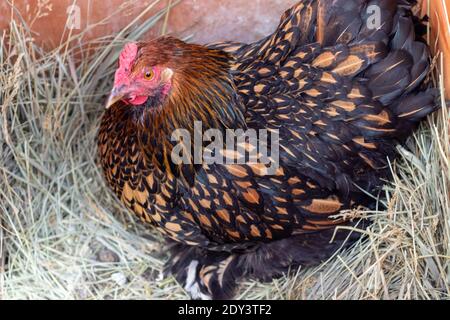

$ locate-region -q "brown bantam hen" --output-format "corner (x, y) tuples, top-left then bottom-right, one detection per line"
(98, 0), (437, 299)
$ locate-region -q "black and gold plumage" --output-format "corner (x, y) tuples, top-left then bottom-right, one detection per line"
(98, 0), (437, 299)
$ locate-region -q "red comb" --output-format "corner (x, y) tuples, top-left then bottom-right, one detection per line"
(119, 42), (138, 70)
(115, 42), (138, 86)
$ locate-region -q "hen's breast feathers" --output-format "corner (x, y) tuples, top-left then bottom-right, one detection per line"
(99, 0), (436, 249)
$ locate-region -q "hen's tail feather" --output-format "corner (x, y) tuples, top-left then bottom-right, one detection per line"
(365, 7), (431, 106)
(316, 0), (421, 46)
(317, 0), (369, 46)
(391, 89), (438, 139)
(313, 0), (436, 134)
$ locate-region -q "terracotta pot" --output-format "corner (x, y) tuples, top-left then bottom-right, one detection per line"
(0, 0), (298, 47)
(421, 0), (450, 99)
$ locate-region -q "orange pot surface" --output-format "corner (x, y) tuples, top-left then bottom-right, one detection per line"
(422, 0), (450, 98)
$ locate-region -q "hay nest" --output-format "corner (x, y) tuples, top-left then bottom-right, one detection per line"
(1, 1), (449, 299)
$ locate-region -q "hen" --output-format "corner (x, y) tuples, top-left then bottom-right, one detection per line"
(98, 0), (437, 299)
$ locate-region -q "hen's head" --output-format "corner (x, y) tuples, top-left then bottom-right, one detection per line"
(106, 37), (239, 115)
(105, 37), (246, 177)
(106, 41), (175, 109)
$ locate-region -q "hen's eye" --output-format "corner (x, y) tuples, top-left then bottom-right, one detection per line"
(144, 69), (155, 80)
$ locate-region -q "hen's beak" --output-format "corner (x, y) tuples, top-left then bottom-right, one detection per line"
(105, 87), (125, 109)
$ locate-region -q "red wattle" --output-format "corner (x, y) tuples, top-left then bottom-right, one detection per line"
(128, 96), (148, 106)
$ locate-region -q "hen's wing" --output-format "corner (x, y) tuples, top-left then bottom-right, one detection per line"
(231, 0), (435, 196)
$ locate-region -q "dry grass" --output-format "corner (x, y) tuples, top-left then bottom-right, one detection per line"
(0, 0), (449, 300)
